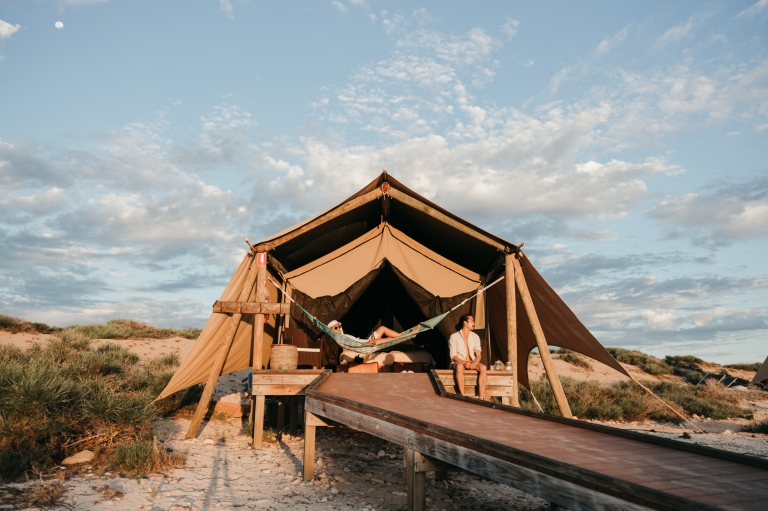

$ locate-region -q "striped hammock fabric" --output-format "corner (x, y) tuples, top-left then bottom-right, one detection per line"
(294, 303), (451, 355)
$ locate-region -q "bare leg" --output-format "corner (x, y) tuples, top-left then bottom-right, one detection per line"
(477, 363), (487, 400)
(454, 363), (465, 396)
(374, 325), (401, 339)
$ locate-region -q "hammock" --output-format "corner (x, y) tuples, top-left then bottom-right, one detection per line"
(270, 275), (504, 355)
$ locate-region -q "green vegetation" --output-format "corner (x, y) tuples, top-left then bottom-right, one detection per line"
(664, 355), (706, 384)
(519, 376), (752, 422)
(742, 420), (768, 435)
(111, 438), (184, 477)
(0, 336), (201, 478)
(59, 318), (201, 341)
(725, 362), (763, 372)
(606, 347), (673, 375)
(0, 314), (59, 334)
(556, 348), (592, 370)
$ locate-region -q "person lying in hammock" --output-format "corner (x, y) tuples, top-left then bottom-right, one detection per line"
(327, 320), (419, 345)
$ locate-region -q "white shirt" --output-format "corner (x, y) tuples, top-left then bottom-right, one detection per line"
(448, 330), (482, 364)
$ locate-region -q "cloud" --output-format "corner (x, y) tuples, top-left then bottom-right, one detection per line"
(219, 0), (233, 18)
(594, 24), (630, 56)
(501, 17), (519, 40)
(647, 175), (768, 245)
(332, 1), (347, 13)
(735, 0), (768, 19)
(0, 19), (21, 39)
(654, 17), (695, 49)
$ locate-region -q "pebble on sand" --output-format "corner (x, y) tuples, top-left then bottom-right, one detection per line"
(62, 450), (95, 465)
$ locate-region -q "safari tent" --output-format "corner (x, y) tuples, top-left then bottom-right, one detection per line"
(157, 172), (627, 425)
(753, 356), (768, 385)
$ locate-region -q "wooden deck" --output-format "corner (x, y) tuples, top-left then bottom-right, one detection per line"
(304, 371), (768, 511)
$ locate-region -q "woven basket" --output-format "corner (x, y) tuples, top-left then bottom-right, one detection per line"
(270, 344), (298, 370)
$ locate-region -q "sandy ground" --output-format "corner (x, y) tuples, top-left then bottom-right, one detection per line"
(3, 332), (766, 510)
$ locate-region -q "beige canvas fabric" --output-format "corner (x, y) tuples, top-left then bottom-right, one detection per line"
(284, 223), (482, 298)
(752, 356), (768, 384)
(156, 255), (279, 401)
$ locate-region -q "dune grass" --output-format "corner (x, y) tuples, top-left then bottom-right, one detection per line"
(606, 347), (673, 376)
(742, 420), (768, 434)
(59, 318), (201, 341)
(725, 362), (763, 372)
(556, 348), (592, 370)
(0, 314), (59, 335)
(519, 376), (753, 422)
(0, 334), (201, 478)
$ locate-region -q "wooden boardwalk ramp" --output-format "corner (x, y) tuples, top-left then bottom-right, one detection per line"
(303, 371), (768, 511)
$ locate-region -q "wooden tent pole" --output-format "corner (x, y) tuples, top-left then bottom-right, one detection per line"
(251, 250), (269, 449)
(505, 253), (519, 407)
(511, 255), (572, 418)
(185, 253), (261, 439)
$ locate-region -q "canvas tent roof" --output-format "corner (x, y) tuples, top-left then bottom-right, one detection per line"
(157, 171), (628, 400)
(752, 356), (768, 385)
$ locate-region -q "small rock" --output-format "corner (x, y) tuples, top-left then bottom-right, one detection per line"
(371, 478), (384, 484)
(377, 450), (386, 458)
(330, 487), (339, 495)
(261, 469), (272, 474)
(62, 450), (95, 465)
(203, 439), (214, 445)
(724, 430), (733, 435)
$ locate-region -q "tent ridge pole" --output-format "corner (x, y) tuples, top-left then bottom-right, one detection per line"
(251, 251), (269, 449)
(185, 253), (261, 439)
(511, 254), (572, 418)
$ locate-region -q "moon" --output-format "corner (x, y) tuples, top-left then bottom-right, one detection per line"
(55, 21), (63, 29)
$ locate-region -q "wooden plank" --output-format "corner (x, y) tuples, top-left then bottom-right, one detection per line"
(512, 254), (572, 418)
(251, 384), (313, 396)
(251, 253), (268, 448)
(290, 396), (299, 435)
(306, 398), (669, 511)
(250, 372), (325, 385)
(303, 419), (316, 480)
(405, 448), (427, 511)
(260, 188), (383, 251)
(505, 252), (519, 407)
(213, 301), (291, 315)
(440, 384), (516, 396)
(253, 395), (265, 448)
(388, 188), (507, 251)
(185, 253), (260, 439)
(306, 412), (331, 427)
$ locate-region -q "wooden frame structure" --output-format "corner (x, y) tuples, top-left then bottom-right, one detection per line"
(302, 370), (768, 511)
(180, 171), (615, 440)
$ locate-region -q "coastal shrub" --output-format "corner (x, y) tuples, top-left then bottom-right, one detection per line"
(742, 420), (768, 434)
(518, 376), (752, 422)
(0, 314), (58, 334)
(556, 348), (592, 370)
(110, 439), (183, 476)
(725, 362), (763, 371)
(0, 339), (192, 478)
(664, 355), (705, 384)
(606, 348), (673, 375)
(60, 318), (200, 341)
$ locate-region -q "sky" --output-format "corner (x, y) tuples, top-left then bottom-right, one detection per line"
(1, 1), (767, 364)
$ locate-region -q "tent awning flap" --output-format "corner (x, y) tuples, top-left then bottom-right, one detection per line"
(285, 223), (482, 298)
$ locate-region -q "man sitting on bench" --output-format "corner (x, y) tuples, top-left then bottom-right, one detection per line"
(448, 314), (487, 400)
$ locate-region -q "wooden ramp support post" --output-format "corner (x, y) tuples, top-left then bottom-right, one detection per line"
(303, 412), (329, 481)
(511, 253), (573, 419)
(185, 252), (261, 439)
(251, 250), (269, 449)
(504, 251), (519, 407)
(404, 449), (453, 511)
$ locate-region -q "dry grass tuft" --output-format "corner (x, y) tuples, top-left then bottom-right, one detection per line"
(15, 480), (66, 508)
(519, 376), (753, 422)
(606, 348), (673, 375)
(0, 314), (59, 335)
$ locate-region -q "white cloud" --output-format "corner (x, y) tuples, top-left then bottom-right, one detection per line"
(522, 58), (534, 67)
(332, 1), (347, 13)
(501, 17), (519, 39)
(654, 17), (695, 49)
(725, 131), (740, 137)
(735, 0), (768, 19)
(648, 175), (768, 244)
(219, 0), (233, 18)
(349, 0), (365, 5)
(594, 24), (630, 56)
(0, 19), (21, 39)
